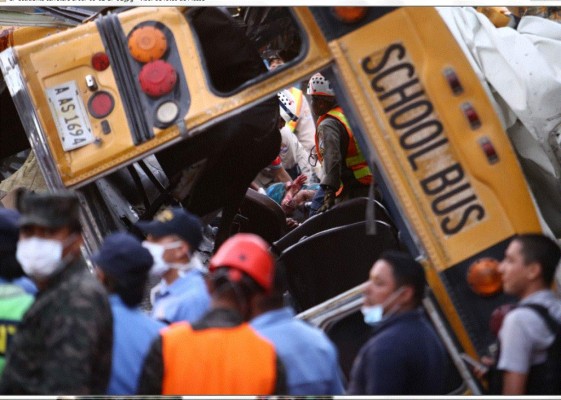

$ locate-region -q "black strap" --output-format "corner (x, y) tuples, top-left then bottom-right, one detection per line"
(518, 303), (560, 335)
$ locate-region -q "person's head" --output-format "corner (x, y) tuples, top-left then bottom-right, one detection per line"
(499, 233), (561, 299)
(254, 260), (289, 315)
(136, 207), (203, 280)
(208, 233), (274, 320)
(93, 232), (153, 307)
(362, 250), (426, 324)
(15, 190), (83, 283)
(263, 49), (284, 71)
(0, 208), (25, 281)
(307, 72), (337, 118)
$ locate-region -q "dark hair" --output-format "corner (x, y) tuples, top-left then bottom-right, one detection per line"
(514, 234), (561, 286)
(257, 260), (287, 311)
(105, 273), (148, 308)
(379, 250), (426, 307)
(211, 267), (264, 304)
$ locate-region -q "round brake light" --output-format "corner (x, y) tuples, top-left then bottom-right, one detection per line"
(139, 60), (177, 97)
(128, 26), (168, 63)
(92, 52), (110, 71)
(88, 91), (115, 119)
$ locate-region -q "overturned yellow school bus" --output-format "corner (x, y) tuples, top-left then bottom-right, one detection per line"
(0, 6), (554, 394)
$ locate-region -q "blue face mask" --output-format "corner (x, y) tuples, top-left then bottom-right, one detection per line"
(361, 286), (406, 326)
(361, 304), (384, 326)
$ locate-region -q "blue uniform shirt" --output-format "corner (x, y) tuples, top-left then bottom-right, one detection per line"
(150, 268), (211, 324)
(251, 306), (344, 395)
(107, 294), (165, 395)
(347, 309), (447, 395)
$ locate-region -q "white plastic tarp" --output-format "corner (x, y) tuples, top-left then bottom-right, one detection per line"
(437, 7), (561, 236)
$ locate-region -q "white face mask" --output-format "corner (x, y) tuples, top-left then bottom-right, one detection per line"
(142, 241), (182, 278)
(361, 286), (406, 326)
(16, 236), (72, 279)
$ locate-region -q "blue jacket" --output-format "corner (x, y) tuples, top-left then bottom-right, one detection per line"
(150, 269), (211, 324)
(107, 294), (165, 395)
(251, 306), (344, 395)
(347, 309), (447, 395)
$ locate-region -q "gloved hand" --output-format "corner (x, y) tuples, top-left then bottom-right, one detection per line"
(317, 187), (335, 213)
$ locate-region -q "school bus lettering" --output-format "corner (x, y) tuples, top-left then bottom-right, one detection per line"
(406, 137), (449, 171)
(389, 99), (433, 130)
(442, 203), (485, 235)
(361, 42), (486, 236)
(400, 120), (444, 151)
(420, 164), (464, 195)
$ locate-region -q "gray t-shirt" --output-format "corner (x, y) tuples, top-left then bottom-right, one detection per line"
(498, 290), (561, 373)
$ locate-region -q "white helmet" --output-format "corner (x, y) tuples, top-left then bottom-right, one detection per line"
(278, 89), (299, 123)
(306, 72), (335, 97)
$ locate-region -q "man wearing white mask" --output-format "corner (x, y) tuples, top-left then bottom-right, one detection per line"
(136, 207), (210, 324)
(347, 250), (447, 395)
(0, 190), (112, 395)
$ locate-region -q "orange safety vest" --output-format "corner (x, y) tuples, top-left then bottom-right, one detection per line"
(286, 87), (304, 132)
(161, 322), (277, 395)
(315, 106), (372, 187)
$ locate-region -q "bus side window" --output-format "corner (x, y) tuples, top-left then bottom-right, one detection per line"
(187, 7), (268, 94)
(187, 7), (304, 94)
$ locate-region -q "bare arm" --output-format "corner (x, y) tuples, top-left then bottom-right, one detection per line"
(502, 371), (527, 395)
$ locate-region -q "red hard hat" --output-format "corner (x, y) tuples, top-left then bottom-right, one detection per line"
(209, 233), (274, 292)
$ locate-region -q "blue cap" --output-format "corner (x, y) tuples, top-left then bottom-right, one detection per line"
(0, 208), (20, 252)
(135, 207), (203, 250)
(92, 232), (153, 282)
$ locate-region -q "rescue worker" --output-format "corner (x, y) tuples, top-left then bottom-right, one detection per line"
(137, 233), (286, 395)
(277, 89), (314, 181)
(136, 207), (210, 324)
(264, 51), (317, 154)
(306, 72), (373, 215)
(0, 208), (34, 377)
(0, 190), (112, 394)
(93, 232), (165, 395)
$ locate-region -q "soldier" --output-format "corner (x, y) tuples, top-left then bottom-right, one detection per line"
(0, 190), (112, 395)
(0, 208), (34, 377)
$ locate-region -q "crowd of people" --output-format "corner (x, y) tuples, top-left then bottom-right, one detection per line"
(0, 187), (559, 395)
(0, 7), (560, 394)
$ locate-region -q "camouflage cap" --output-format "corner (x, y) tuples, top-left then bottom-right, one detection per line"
(17, 190), (81, 230)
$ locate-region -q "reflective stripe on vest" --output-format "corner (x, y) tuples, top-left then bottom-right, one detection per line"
(315, 106), (372, 185)
(286, 87), (303, 132)
(161, 322), (277, 395)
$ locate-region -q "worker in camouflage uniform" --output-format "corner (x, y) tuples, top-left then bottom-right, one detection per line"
(0, 190), (112, 395)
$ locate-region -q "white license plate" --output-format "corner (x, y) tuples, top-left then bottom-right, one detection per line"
(46, 81), (94, 151)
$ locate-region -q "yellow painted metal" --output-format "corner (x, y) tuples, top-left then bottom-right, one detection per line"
(327, 7), (541, 357)
(11, 7), (332, 188)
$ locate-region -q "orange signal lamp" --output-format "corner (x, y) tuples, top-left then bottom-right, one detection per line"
(128, 26), (168, 63)
(331, 7), (368, 24)
(467, 258), (502, 297)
